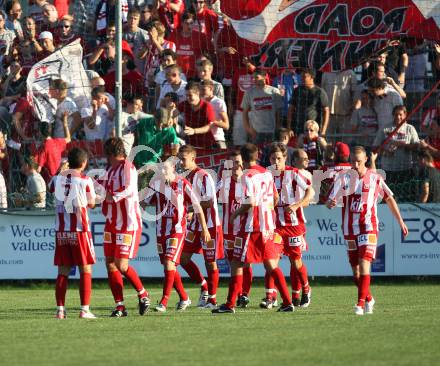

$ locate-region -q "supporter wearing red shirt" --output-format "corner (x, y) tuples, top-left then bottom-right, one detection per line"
(193, 0), (219, 40)
(53, 0), (70, 19)
(157, 0), (185, 34)
(179, 81), (216, 148)
(169, 12), (212, 78)
(12, 97), (39, 142)
(420, 119), (440, 170)
(102, 43), (144, 97)
(36, 121), (71, 182)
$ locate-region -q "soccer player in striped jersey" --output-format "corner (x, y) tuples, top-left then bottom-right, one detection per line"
(327, 146), (408, 315)
(213, 143), (293, 313)
(102, 138), (150, 317)
(262, 143), (314, 309)
(52, 148), (96, 319)
(144, 158), (211, 312)
(178, 145), (224, 308)
(217, 150), (253, 307)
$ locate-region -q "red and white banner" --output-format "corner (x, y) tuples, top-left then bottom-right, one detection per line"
(221, 0), (440, 71)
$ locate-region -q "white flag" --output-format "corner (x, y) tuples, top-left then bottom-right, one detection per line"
(26, 39), (91, 123)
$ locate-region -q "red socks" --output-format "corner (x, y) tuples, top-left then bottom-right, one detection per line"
(357, 274), (371, 307)
(242, 266), (253, 296)
(354, 275), (373, 302)
(264, 271), (277, 300)
(124, 266), (148, 298)
(108, 270), (124, 304)
(226, 275), (243, 308)
(79, 272), (92, 306)
(55, 274), (68, 306)
(182, 261), (208, 291)
(271, 268), (292, 306)
(161, 269), (176, 307)
(296, 264), (310, 294)
(173, 270), (188, 301)
(207, 269), (219, 305)
(290, 266), (301, 300)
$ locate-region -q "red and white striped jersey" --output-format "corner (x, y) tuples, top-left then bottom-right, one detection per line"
(146, 176), (195, 236)
(328, 169), (393, 236)
(271, 166), (310, 228)
(217, 172), (243, 235)
(319, 163), (352, 203)
(102, 160), (141, 232)
(238, 165), (277, 233)
(50, 173), (96, 232)
(187, 167), (220, 231)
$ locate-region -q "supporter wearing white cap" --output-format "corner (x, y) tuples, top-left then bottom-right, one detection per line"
(39, 31), (55, 55)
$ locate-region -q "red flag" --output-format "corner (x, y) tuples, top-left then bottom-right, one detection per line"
(221, 0), (440, 71)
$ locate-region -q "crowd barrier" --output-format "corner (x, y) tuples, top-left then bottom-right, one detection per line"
(0, 204), (439, 279)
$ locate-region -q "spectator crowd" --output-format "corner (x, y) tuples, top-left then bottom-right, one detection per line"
(0, 0), (439, 209)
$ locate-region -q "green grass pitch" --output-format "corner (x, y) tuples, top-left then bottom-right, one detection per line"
(1, 279), (439, 366)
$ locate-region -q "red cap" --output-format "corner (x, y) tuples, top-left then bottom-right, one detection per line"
(334, 142), (350, 158)
(121, 40), (135, 60)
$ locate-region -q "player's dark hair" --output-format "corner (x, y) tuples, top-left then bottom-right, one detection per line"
(269, 142), (287, 158)
(179, 144), (197, 156)
(229, 149), (241, 158)
(277, 128), (291, 141)
(292, 148), (306, 161)
(186, 80), (200, 93)
(104, 137), (127, 158)
(240, 143), (258, 163)
(68, 147), (88, 169)
(367, 78), (386, 90)
(161, 49), (177, 60)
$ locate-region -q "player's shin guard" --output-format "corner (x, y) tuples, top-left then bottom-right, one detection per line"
(271, 268), (292, 306)
(108, 270), (124, 304)
(226, 275), (243, 309)
(79, 272), (92, 307)
(207, 268), (219, 305)
(357, 274), (371, 307)
(242, 266), (253, 296)
(290, 266), (301, 300)
(55, 274), (68, 307)
(264, 271), (277, 300)
(173, 271), (188, 301)
(182, 260), (208, 291)
(161, 269), (176, 306)
(296, 264), (310, 294)
(124, 266), (148, 298)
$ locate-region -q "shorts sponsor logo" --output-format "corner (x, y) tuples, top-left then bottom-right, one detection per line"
(204, 239), (216, 250)
(234, 237), (243, 249)
(167, 237), (178, 249)
(103, 232), (112, 243)
(288, 236), (302, 247)
(157, 243), (163, 254)
(274, 233), (283, 245)
(186, 231), (195, 243)
(358, 234), (377, 246)
(116, 234), (133, 246)
(225, 240), (234, 250)
(346, 240), (357, 251)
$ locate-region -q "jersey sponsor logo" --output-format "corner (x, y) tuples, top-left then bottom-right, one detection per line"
(350, 198), (363, 213)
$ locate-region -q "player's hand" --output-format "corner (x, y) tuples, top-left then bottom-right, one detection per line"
(326, 199), (336, 209)
(400, 221), (409, 237)
(285, 203), (299, 214)
(201, 229), (211, 244)
(370, 151), (378, 162)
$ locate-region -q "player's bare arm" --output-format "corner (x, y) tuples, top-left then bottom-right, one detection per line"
(385, 196), (409, 236)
